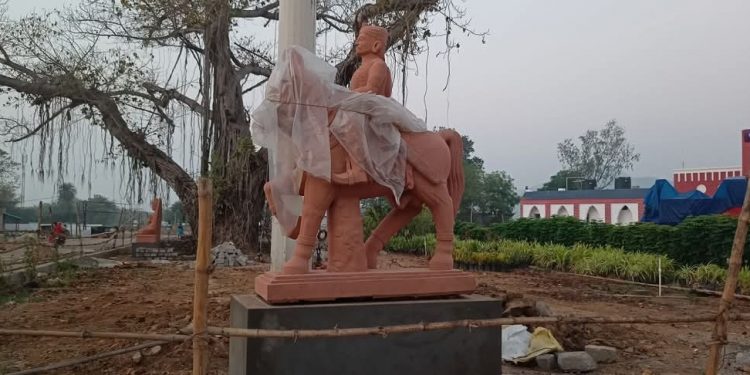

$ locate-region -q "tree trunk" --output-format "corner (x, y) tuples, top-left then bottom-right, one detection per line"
(204, 0), (267, 252)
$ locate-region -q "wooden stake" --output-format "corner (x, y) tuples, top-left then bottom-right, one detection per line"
(193, 178), (213, 375)
(705, 180), (750, 375)
(117, 207), (125, 248)
(8, 341), (167, 375)
(37, 201), (42, 234)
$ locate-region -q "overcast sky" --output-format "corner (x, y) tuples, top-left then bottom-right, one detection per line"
(5, 0), (750, 206)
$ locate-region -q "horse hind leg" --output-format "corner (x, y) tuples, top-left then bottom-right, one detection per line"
(365, 200), (422, 269)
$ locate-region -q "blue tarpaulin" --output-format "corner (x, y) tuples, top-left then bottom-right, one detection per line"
(642, 178), (747, 224)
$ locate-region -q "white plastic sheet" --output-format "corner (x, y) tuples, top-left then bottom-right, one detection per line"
(501, 325), (532, 362)
(250, 46), (427, 234)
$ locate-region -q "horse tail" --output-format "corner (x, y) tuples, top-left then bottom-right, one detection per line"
(438, 129), (465, 216)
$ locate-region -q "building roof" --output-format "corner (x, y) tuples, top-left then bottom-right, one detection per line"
(2, 211), (23, 222)
(522, 188), (650, 201)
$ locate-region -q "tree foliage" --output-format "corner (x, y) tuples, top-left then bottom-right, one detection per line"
(51, 183), (78, 223)
(457, 135), (518, 224)
(557, 120), (640, 189)
(85, 194), (119, 226)
(539, 169), (584, 191)
(0, 148), (19, 209)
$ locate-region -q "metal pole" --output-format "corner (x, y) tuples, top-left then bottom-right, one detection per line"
(270, 0), (316, 272)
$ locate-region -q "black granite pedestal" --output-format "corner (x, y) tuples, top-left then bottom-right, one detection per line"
(229, 294), (503, 375)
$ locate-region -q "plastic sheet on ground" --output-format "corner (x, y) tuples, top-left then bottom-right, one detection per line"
(501, 325), (564, 363)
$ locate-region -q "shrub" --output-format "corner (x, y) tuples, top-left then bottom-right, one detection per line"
(483, 215), (746, 266)
(385, 234), (436, 255)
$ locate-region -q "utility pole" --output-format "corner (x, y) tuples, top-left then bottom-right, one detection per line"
(37, 201), (42, 235)
(270, 0), (316, 272)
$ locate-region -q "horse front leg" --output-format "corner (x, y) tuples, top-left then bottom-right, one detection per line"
(282, 176), (335, 274)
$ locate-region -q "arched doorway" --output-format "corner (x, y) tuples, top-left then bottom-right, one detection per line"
(616, 206), (634, 225)
(585, 206), (601, 222)
(529, 206), (541, 219)
(556, 206), (569, 217)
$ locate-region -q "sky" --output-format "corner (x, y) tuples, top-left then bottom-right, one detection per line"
(4, 0), (750, 207)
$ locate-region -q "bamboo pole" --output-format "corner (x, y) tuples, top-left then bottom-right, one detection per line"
(0, 328), (188, 341)
(206, 313), (750, 339)
(705, 180), (750, 375)
(193, 178), (213, 375)
(6, 313), (750, 344)
(8, 341), (167, 375)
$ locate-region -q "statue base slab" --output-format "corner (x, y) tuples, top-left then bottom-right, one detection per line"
(134, 234), (159, 244)
(229, 293), (503, 375)
(254, 268), (476, 304)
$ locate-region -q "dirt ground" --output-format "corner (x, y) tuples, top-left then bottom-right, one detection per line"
(2, 253), (750, 374)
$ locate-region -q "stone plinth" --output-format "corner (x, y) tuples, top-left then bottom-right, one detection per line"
(131, 242), (175, 260)
(254, 268), (476, 304)
(229, 294), (503, 375)
(134, 234), (159, 244)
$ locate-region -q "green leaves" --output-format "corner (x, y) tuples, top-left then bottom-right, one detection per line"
(465, 216), (744, 267)
(556, 120), (640, 189)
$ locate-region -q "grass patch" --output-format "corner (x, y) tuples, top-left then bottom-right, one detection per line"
(386, 234), (748, 294)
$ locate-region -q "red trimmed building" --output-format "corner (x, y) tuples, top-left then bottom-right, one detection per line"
(520, 189), (648, 224)
(521, 129), (750, 223)
(672, 129), (750, 195)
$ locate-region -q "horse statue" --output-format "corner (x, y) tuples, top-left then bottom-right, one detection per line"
(254, 25), (464, 275)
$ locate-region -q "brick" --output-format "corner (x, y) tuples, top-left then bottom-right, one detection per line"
(557, 352), (597, 372)
(535, 354), (556, 371)
(585, 345), (617, 363)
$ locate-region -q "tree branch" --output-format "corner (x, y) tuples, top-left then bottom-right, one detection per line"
(7, 103), (78, 142)
(0, 72), (197, 219)
(335, 0), (439, 86)
(141, 82), (206, 115)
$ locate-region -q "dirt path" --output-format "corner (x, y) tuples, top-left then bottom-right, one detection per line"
(1, 253), (749, 374)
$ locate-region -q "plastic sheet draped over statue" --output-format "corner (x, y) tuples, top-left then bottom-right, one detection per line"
(250, 46), (427, 234)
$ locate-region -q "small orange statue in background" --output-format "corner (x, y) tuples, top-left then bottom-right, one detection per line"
(135, 197), (162, 244)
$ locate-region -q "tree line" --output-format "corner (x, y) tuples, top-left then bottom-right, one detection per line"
(0, 155), (184, 228)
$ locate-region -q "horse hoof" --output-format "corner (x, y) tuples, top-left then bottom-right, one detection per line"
(365, 243), (380, 269)
(429, 253), (454, 270)
(282, 256), (310, 274)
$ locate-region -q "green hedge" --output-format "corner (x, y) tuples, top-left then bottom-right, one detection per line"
(455, 216), (745, 266)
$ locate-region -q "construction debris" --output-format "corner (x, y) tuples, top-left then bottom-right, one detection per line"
(210, 242), (250, 267)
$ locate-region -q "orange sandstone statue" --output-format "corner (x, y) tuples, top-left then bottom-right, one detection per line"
(253, 25), (465, 276)
(135, 197), (162, 244)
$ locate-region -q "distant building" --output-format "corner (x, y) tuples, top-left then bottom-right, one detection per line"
(520, 188), (649, 224)
(672, 129), (750, 195)
(521, 129), (750, 224)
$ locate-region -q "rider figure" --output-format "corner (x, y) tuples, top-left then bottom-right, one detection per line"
(331, 24), (392, 185)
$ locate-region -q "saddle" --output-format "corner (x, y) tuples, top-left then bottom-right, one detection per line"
(329, 131), (443, 188)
